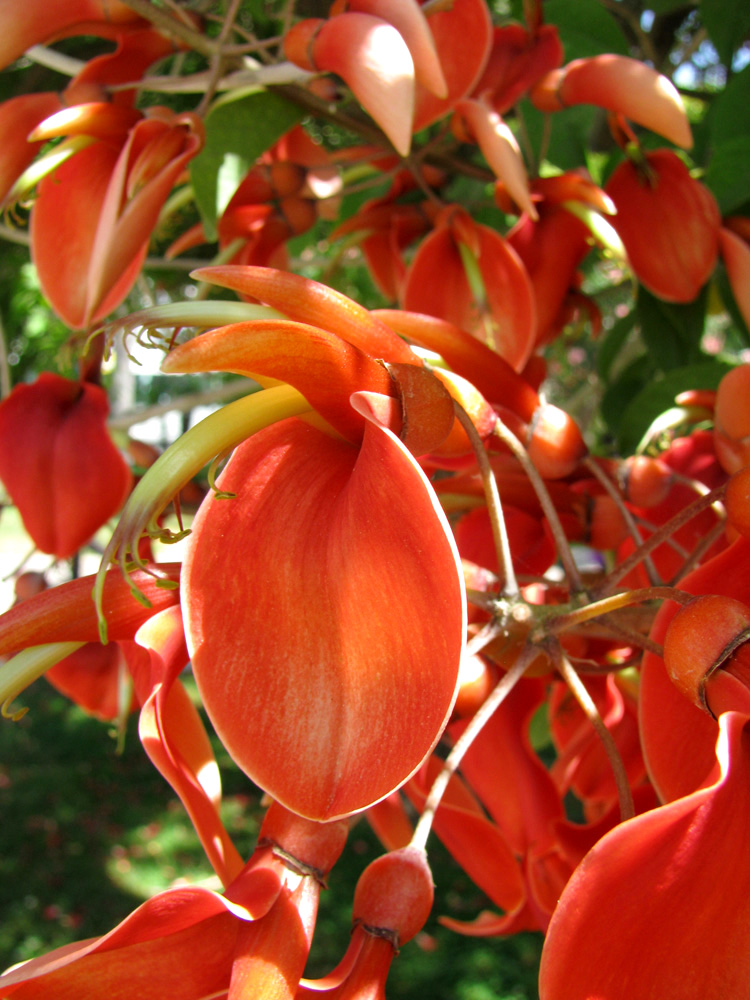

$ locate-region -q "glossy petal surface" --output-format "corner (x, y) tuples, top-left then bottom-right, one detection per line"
(183, 417), (465, 820)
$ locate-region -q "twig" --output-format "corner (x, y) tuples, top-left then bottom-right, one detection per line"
(119, 0), (218, 57)
(492, 420), (583, 593)
(453, 400), (519, 597)
(551, 645), (635, 822)
(541, 585), (692, 638)
(584, 455), (661, 587)
(196, 0), (251, 116)
(410, 646), (536, 851)
(592, 484), (727, 598)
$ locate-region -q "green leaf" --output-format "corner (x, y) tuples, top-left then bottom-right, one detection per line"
(709, 65), (750, 148)
(600, 354), (654, 436)
(522, 100), (597, 173)
(646, 0), (696, 11)
(616, 360), (735, 454)
(544, 0), (628, 58)
(189, 90), (303, 240)
(714, 266), (750, 347)
(700, 0), (750, 67)
(636, 285), (708, 371)
(704, 135), (750, 215)
(596, 310), (636, 381)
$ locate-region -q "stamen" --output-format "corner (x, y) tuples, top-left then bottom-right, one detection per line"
(1, 642), (85, 721)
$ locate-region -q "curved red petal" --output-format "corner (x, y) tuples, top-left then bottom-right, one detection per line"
(540, 712), (750, 1000)
(189, 265), (416, 363)
(30, 142), (119, 328)
(0, 374), (132, 557)
(412, 0), (492, 132)
(183, 417), (465, 820)
(162, 319), (396, 443)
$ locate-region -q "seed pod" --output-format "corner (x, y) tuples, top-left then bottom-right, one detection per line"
(352, 846), (434, 946)
(663, 594), (750, 715)
(619, 454), (673, 508)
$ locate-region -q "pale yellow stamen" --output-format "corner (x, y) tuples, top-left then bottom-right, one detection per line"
(1, 642), (85, 721)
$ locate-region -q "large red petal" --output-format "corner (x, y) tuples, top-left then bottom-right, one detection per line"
(183, 417), (465, 820)
(539, 712), (750, 999)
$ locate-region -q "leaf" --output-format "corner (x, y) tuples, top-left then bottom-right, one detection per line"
(189, 90), (303, 240)
(600, 353), (654, 437)
(616, 360), (735, 454)
(704, 135), (750, 215)
(636, 285), (708, 371)
(700, 0), (750, 68)
(646, 0), (695, 11)
(596, 310), (636, 381)
(714, 265), (750, 347)
(521, 100), (597, 173)
(709, 65), (750, 148)
(544, 0), (628, 58)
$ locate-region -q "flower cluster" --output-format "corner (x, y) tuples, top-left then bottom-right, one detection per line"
(0, 1), (749, 997)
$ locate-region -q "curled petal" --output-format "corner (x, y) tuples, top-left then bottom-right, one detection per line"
(413, 0), (493, 132)
(454, 99), (536, 219)
(29, 102), (142, 143)
(373, 309), (540, 420)
(162, 319), (396, 444)
(287, 13), (415, 156)
(336, 0), (447, 97)
(190, 265), (416, 363)
(134, 607), (245, 886)
(531, 55), (692, 149)
(0, 0), (140, 71)
(0, 93), (63, 203)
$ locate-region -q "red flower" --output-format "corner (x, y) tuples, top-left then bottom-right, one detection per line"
(402, 207), (536, 371)
(29, 106), (203, 328)
(605, 149), (720, 303)
(106, 267), (467, 821)
(0, 373), (132, 559)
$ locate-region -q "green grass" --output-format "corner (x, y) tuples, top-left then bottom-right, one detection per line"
(0, 679), (542, 998)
